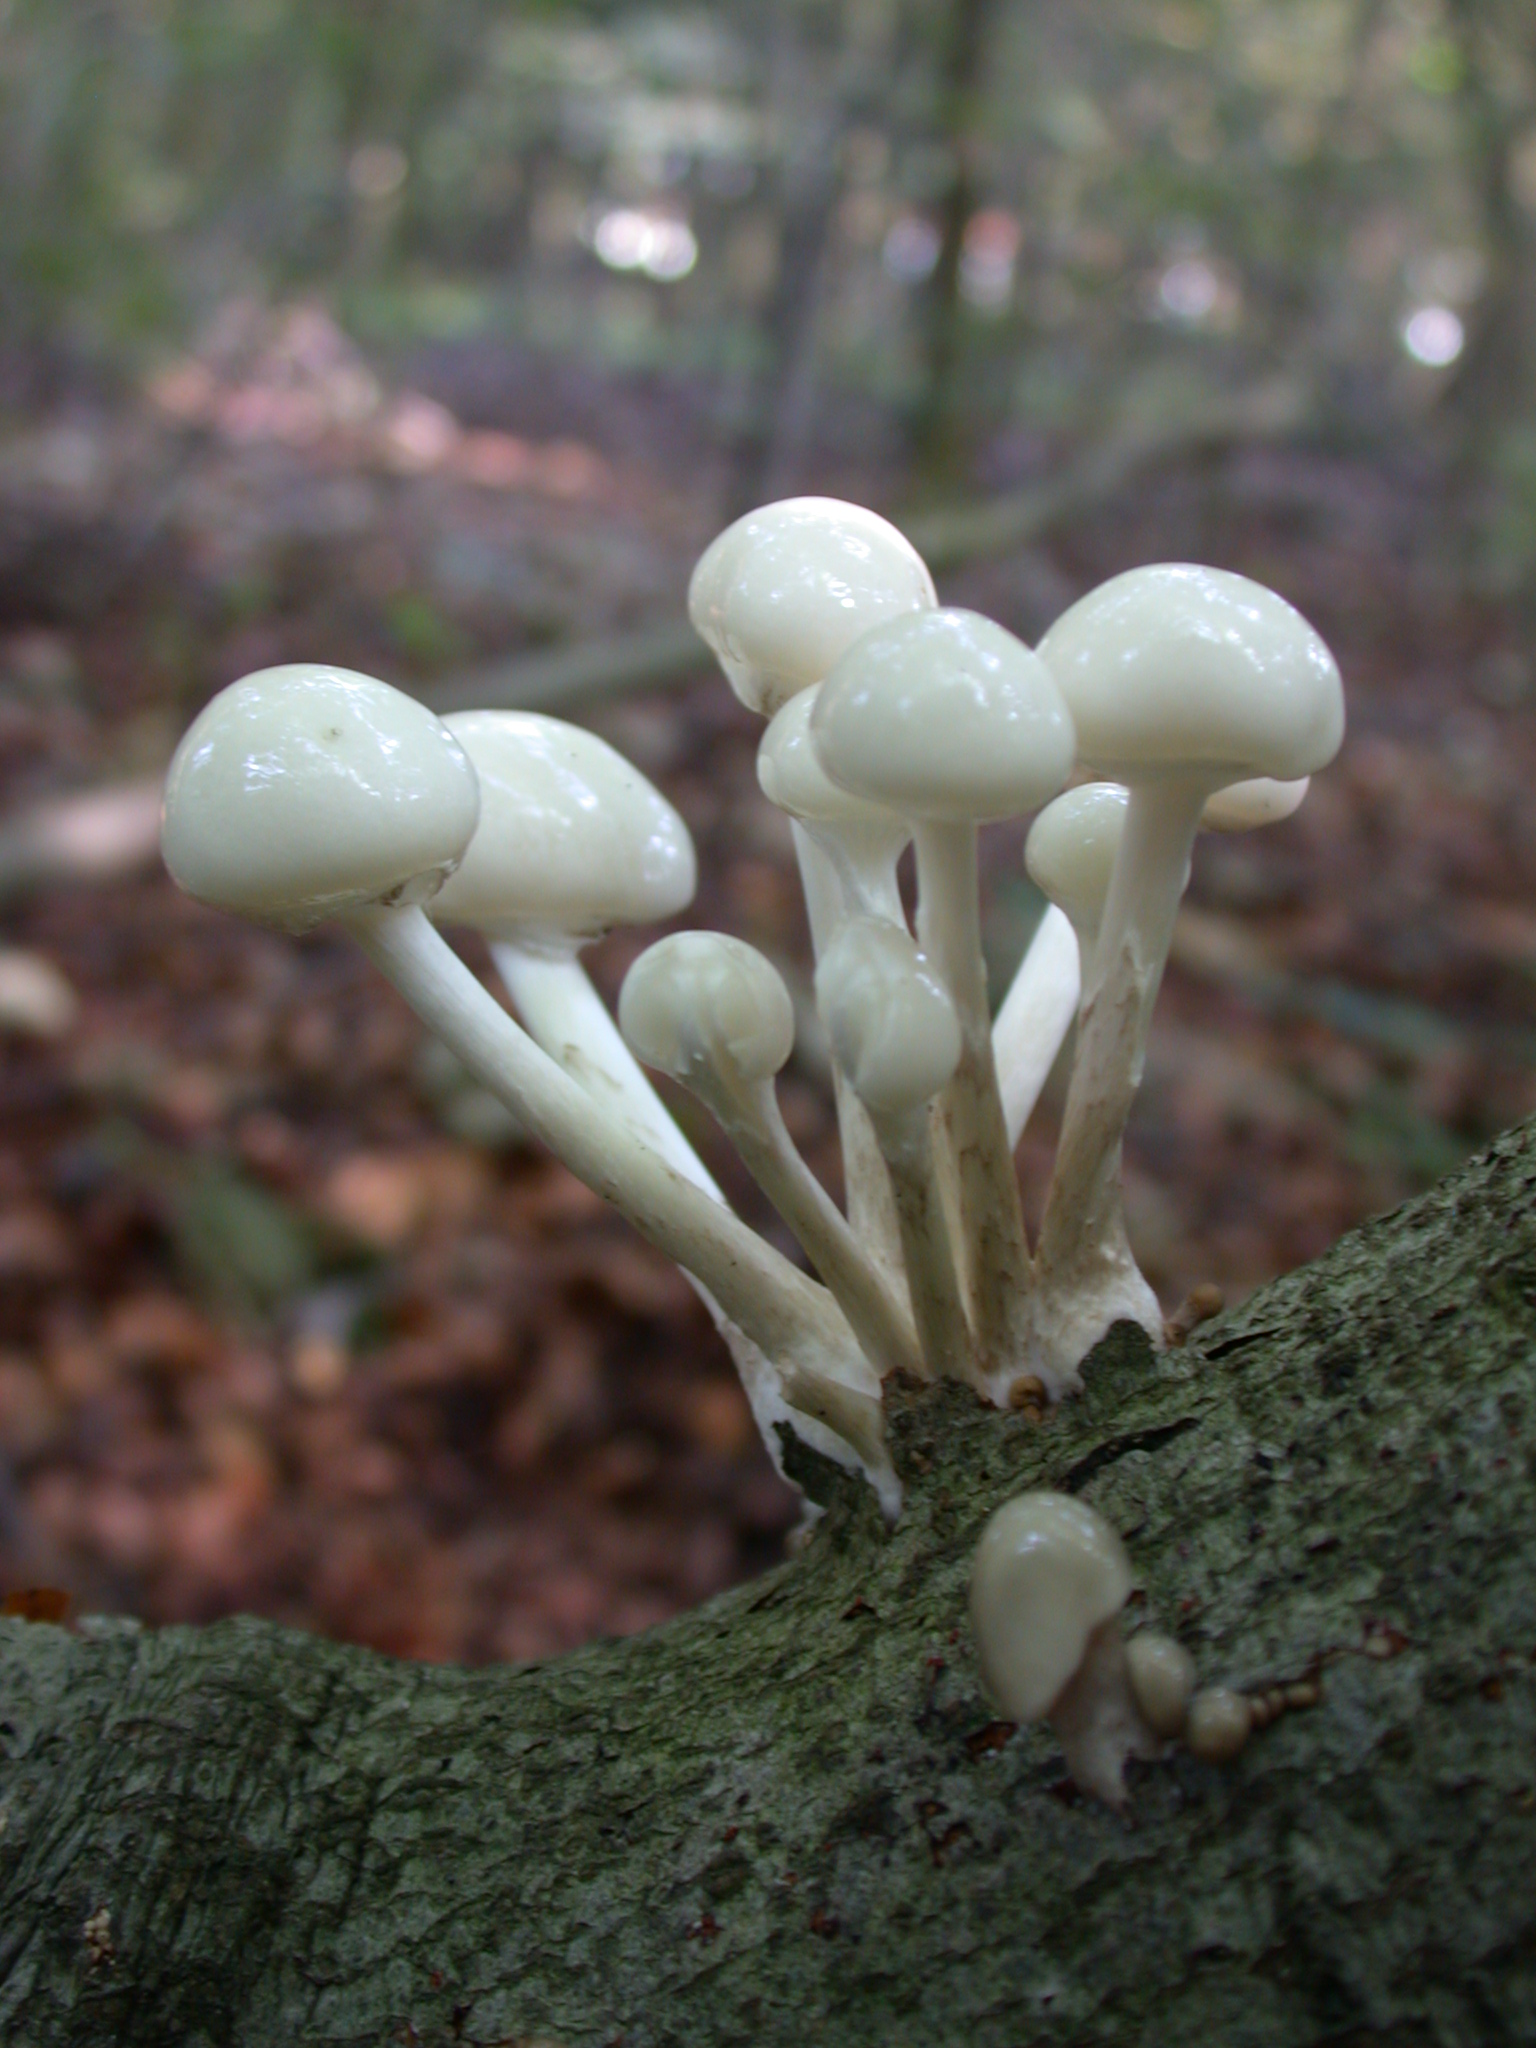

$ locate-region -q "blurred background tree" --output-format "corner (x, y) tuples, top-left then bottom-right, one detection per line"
(0, 0), (1532, 1662)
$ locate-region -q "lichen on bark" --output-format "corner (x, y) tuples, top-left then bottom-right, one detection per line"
(2, 1118), (1535, 2047)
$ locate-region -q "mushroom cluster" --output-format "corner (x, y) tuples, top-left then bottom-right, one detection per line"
(160, 498), (1343, 1523)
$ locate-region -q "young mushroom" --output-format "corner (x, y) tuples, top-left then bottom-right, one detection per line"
(757, 684), (910, 1279)
(970, 1489), (1160, 1806)
(161, 664), (894, 1501)
(689, 496), (937, 722)
(1033, 566), (1343, 1384)
(619, 930), (921, 1384)
(812, 609), (1076, 1394)
(428, 709), (714, 1196)
(815, 917), (973, 1383)
(693, 498), (936, 1277)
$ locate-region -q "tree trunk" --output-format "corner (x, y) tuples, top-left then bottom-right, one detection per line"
(3, 1118), (1535, 2048)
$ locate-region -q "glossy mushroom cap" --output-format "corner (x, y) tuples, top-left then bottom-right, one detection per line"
(1201, 774), (1310, 832)
(1025, 783), (1128, 945)
(161, 664), (479, 934)
(758, 688), (908, 841)
(688, 498), (937, 718)
(969, 1491), (1133, 1723)
(815, 918), (961, 1115)
(811, 610), (1076, 824)
(1038, 565), (1344, 785)
(1125, 1631), (1197, 1740)
(619, 932), (795, 1088)
(429, 710), (696, 949)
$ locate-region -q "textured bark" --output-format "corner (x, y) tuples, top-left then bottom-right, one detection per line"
(3, 1118), (1535, 2048)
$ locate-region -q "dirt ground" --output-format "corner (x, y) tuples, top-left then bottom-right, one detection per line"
(2, 312), (1533, 1663)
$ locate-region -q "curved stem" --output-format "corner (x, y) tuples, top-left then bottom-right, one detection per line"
(912, 819), (1034, 1372)
(694, 1070), (922, 1383)
(490, 943), (721, 1199)
(348, 904), (888, 1472)
(1034, 776), (1207, 1379)
(487, 943), (879, 1492)
(992, 903), (1081, 1150)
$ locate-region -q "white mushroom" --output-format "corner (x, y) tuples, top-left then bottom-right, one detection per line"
(1124, 1630), (1197, 1740)
(162, 664), (894, 1501)
(161, 663), (481, 933)
(691, 501), (936, 1286)
(1033, 566), (1343, 1384)
(998, 768), (1310, 1153)
(620, 931), (920, 1383)
(758, 687), (908, 925)
(815, 917), (971, 1382)
(813, 609), (1076, 1395)
(969, 1489), (1159, 1806)
(1184, 1687), (1253, 1763)
(756, 683), (912, 1283)
(1025, 783), (1129, 966)
(429, 710), (713, 1196)
(688, 497), (936, 720)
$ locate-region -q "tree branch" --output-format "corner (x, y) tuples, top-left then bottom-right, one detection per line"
(3, 1113), (1533, 2046)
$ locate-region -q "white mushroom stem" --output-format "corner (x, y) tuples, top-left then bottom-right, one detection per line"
(1048, 1618), (1162, 1809)
(1034, 775), (1207, 1368)
(861, 1098), (974, 1384)
(992, 903), (1081, 1151)
(686, 1061), (922, 1384)
(792, 821), (906, 1283)
(347, 902), (892, 1490)
(912, 818), (1035, 1370)
(489, 941), (721, 1198)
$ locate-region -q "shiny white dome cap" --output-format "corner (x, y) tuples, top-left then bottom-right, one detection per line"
(812, 609), (1076, 824)
(758, 688), (909, 837)
(620, 931), (795, 1086)
(161, 663), (479, 934)
(688, 497), (937, 719)
(1038, 564), (1343, 784)
(1025, 784), (1128, 942)
(970, 1491), (1133, 1722)
(429, 710), (696, 947)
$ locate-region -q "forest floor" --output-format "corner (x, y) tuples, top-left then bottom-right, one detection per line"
(1, 302), (1533, 1664)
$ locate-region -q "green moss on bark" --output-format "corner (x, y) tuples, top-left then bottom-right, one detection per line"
(3, 1119), (1535, 2047)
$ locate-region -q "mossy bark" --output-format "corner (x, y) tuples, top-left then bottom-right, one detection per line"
(3, 1119), (1535, 2048)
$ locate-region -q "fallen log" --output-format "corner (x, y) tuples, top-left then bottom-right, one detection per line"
(2, 1114), (1533, 2047)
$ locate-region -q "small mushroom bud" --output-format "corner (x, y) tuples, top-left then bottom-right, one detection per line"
(1125, 1630), (1197, 1740)
(161, 663), (479, 932)
(817, 919), (970, 1382)
(619, 931), (794, 1091)
(1184, 1687), (1254, 1763)
(689, 497), (936, 719)
(621, 933), (919, 1381)
(970, 1490), (1159, 1805)
(1025, 782), (1129, 967)
(816, 918), (960, 1119)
